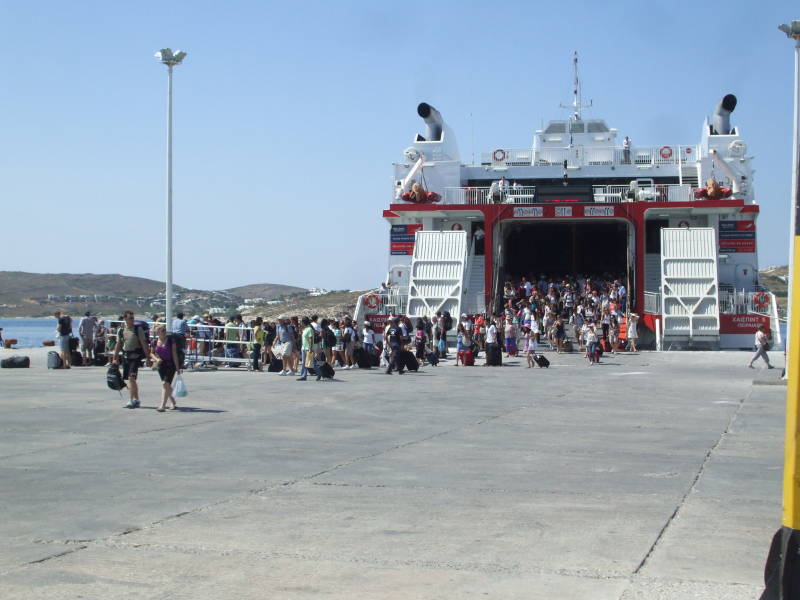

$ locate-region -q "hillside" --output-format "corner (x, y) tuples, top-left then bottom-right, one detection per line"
(0, 271), (311, 318)
(759, 266), (788, 311)
(0, 271), (186, 303)
(243, 290), (363, 321)
(225, 283), (307, 299)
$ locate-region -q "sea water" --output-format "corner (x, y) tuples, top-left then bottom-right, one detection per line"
(0, 318), (59, 348)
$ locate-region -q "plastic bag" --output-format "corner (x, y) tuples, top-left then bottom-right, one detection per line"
(173, 373), (188, 397)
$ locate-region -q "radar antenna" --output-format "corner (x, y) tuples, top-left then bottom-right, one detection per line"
(559, 51), (592, 120)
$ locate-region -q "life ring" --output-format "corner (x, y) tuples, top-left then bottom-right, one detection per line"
(492, 148), (507, 162)
(659, 146), (673, 160)
(364, 294), (381, 310)
(753, 291), (769, 309)
(685, 147), (693, 155)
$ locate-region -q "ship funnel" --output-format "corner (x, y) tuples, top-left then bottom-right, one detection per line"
(712, 94), (737, 135)
(417, 102), (443, 142)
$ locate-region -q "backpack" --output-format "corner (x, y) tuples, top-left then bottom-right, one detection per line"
(106, 364), (126, 391)
(325, 328), (337, 347)
(47, 351), (63, 369)
(443, 311), (453, 331)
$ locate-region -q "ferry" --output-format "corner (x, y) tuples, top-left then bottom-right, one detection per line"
(355, 54), (780, 350)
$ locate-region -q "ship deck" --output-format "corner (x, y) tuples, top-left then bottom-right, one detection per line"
(0, 347), (784, 599)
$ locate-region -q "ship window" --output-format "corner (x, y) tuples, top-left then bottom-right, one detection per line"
(569, 121), (585, 133)
(587, 121), (609, 133)
(544, 122), (566, 134)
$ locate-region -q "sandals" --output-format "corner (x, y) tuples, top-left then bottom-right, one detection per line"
(156, 407), (166, 413)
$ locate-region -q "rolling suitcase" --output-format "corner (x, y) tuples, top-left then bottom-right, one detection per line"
(485, 343), (502, 366)
(70, 351), (84, 367)
(426, 352), (439, 366)
(399, 349), (419, 372)
(534, 354), (550, 368)
(268, 357), (283, 372)
(354, 347), (372, 369)
(459, 350), (475, 366)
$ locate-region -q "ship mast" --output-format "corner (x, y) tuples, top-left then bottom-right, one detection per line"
(560, 51), (592, 120)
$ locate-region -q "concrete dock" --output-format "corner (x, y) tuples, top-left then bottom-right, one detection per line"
(0, 348), (786, 599)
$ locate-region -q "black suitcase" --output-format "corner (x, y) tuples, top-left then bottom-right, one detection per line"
(485, 343), (502, 366)
(399, 349), (419, 372)
(47, 351), (63, 369)
(93, 354), (108, 366)
(0, 356), (30, 368)
(69, 336), (79, 351)
(426, 352), (439, 366)
(354, 347), (371, 369)
(369, 350), (380, 367)
(70, 351), (84, 367)
(268, 357), (283, 372)
(320, 362), (335, 379)
(534, 354), (550, 368)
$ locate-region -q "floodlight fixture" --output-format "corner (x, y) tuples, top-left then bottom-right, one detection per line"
(155, 47), (187, 67)
(778, 21), (800, 39)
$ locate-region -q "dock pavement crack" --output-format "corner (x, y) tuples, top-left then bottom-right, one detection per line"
(628, 389), (750, 581)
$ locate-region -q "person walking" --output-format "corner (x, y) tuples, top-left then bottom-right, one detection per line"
(54, 311), (73, 368)
(627, 313), (639, 353)
(362, 321), (376, 357)
(276, 316), (297, 375)
(585, 322), (599, 365)
(112, 311), (153, 408)
(152, 325), (180, 412)
(384, 317), (405, 375)
(748, 324), (774, 369)
(251, 318), (264, 371)
(78, 311), (97, 365)
(297, 317), (321, 381)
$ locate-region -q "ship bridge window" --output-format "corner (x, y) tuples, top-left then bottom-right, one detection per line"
(587, 121), (609, 133)
(544, 122), (567, 134)
(569, 121), (585, 133)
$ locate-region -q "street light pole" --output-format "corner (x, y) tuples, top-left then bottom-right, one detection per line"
(761, 19), (800, 600)
(154, 48), (187, 332)
(166, 62), (174, 332)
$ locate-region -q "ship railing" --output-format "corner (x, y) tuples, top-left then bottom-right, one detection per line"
(443, 184), (696, 205)
(592, 184), (696, 203)
(644, 291), (661, 314)
(718, 289), (778, 316)
(442, 186), (537, 205)
(718, 289), (783, 348)
(480, 145), (699, 168)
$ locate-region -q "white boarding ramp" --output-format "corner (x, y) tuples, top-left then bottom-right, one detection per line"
(660, 227), (720, 344)
(407, 230), (468, 318)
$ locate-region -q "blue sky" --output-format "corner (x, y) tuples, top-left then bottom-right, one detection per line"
(0, 1), (796, 290)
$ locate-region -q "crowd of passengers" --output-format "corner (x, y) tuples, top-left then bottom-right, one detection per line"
(496, 273), (639, 358)
(104, 271), (640, 378)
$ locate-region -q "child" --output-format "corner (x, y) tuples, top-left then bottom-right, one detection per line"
(524, 328), (538, 368)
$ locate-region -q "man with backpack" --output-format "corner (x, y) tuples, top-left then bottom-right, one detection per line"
(112, 311), (153, 408)
(54, 311), (73, 369)
(384, 317), (405, 375)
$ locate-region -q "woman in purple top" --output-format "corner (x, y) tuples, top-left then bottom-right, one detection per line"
(153, 325), (180, 412)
